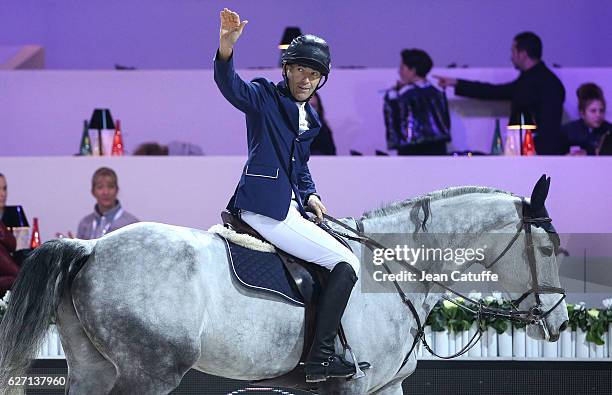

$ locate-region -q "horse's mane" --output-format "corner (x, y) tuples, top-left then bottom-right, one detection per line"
(362, 186), (515, 222)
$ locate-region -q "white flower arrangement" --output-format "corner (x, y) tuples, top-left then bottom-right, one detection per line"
(491, 291), (503, 302)
(468, 291), (482, 300)
(483, 295), (495, 303)
(587, 308), (600, 319)
(483, 292), (503, 304)
(0, 291), (10, 310)
(602, 298), (612, 310)
(0, 291), (10, 320)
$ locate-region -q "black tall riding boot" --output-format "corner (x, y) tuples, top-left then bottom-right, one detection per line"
(304, 261), (364, 383)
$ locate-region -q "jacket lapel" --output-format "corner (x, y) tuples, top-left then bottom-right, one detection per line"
(301, 102), (322, 139)
(277, 81), (299, 135)
(305, 102), (322, 130)
(276, 81), (323, 138)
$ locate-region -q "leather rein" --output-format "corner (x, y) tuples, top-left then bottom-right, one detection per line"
(319, 197), (566, 364)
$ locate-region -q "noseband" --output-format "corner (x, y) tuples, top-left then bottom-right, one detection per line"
(322, 197), (566, 361)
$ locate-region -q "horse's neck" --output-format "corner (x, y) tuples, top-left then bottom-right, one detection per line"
(361, 194), (520, 270)
(359, 194), (521, 325)
(356, 213), (437, 329)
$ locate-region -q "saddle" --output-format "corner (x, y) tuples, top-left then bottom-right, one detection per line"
(221, 210), (334, 305)
(220, 211), (367, 392)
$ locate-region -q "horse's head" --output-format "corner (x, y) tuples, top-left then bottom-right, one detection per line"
(359, 179), (569, 343)
(492, 175), (568, 341)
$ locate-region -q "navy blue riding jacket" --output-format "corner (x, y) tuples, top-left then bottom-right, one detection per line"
(214, 51), (321, 221)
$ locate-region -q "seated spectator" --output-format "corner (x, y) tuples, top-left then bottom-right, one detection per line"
(0, 173), (19, 295)
(76, 167), (139, 240)
(384, 49), (451, 155)
(562, 83), (611, 155)
(133, 141), (203, 156)
(309, 92), (337, 155)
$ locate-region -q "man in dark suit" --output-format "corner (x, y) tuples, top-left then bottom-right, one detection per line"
(214, 8), (367, 382)
(435, 32), (568, 155)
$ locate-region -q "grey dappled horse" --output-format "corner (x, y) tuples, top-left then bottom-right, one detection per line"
(0, 183), (568, 395)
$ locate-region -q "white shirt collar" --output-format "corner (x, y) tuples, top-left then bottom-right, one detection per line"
(296, 102), (309, 132)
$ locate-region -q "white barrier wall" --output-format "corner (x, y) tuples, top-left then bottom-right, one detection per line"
(1, 156), (610, 241)
(38, 324), (612, 360)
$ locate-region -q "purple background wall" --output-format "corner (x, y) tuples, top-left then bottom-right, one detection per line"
(1, 0), (611, 69)
(1, 67), (610, 157)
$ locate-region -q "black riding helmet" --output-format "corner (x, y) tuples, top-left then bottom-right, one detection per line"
(281, 34), (331, 102)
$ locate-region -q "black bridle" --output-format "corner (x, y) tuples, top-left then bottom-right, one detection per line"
(322, 197), (566, 362)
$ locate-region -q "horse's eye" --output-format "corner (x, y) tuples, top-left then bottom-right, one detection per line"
(539, 246), (553, 257)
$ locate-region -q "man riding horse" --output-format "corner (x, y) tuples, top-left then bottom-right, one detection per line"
(214, 8), (369, 382)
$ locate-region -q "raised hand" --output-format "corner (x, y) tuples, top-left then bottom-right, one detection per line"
(219, 8), (248, 59)
(432, 75), (458, 89)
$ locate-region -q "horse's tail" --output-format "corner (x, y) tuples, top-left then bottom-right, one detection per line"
(0, 238), (95, 392)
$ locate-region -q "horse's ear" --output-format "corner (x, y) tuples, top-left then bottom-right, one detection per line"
(530, 174), (551, 212)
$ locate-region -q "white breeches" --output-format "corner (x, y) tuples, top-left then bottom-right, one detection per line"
(240, 201), (360, 275)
